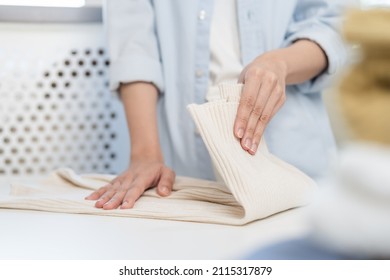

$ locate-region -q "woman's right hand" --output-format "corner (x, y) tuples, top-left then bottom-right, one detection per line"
(85, 158), (175, 210)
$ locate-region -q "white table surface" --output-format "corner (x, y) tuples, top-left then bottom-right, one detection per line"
(0, 176), (310, 260)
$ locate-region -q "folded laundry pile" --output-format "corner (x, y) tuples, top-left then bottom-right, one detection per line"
(339, 9), (390, 144)
(310, 143), (390, 258)
(0, 84), (316, 225)
(309, 9), (390, 258)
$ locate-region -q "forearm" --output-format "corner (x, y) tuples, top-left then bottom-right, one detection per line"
(260, 39), (328, 85)
(120, 82), (163, 161)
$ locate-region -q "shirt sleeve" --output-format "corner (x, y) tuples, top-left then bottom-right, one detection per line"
(105, 0), (164, 94)
(283, 0), (347, 93)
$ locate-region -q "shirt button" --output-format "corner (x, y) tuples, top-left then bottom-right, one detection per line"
(198, 10), (207, 20)
(195, 69), (204, 78)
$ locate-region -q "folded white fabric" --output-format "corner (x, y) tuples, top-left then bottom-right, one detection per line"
(188, 83), (316, 222)
(0, 83), (316, 225)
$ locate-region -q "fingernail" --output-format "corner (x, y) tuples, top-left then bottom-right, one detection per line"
(121, 201), (128, 209)
(161, 186), (169, 195)
(237, 128), (244, 138)
(250, 143), (257, 153)
(244, 138), (252, 149)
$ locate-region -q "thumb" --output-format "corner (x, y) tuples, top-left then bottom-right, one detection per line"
(156, 167), (175, 197)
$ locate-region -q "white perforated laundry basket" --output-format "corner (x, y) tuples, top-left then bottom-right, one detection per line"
(0, 19), (129, 176)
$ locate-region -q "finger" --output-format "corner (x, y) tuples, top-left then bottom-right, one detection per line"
(85, 173), (128, 201)
(85, 185), (109, 200)
(249, 86), (284, 155)
(240, 75), (276, 151)
(102, 189), (126, 210)
(234, 69), (262, 139)
(94, 180), (121, 208)
(156, 168), (175, 197)
(120, 178), (148, 209)
(101, 174), (133, 209)
(102, 179), (132, 210)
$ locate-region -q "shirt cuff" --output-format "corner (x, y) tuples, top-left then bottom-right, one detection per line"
(109, 54), (164, 95)
(284, 25), (346, 93)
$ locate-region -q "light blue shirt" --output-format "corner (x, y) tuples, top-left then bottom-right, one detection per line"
(106, 0), (346, 179)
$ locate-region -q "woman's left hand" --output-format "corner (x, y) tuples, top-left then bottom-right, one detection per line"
(234, 53), (288, 155)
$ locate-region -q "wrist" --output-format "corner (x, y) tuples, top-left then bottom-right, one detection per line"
(255, 51), (288, 80)
(130, 146), (163, 163)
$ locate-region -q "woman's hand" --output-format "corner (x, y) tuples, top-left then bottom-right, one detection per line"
(234, 40), (329, 155)
(88, 82), (175, 210)
(234, 53), (287, 155)
(85, 158), (175, 209)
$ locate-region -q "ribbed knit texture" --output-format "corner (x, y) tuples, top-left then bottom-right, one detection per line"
(188, 83), (316, 222)
(0, 84), (316, 225)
